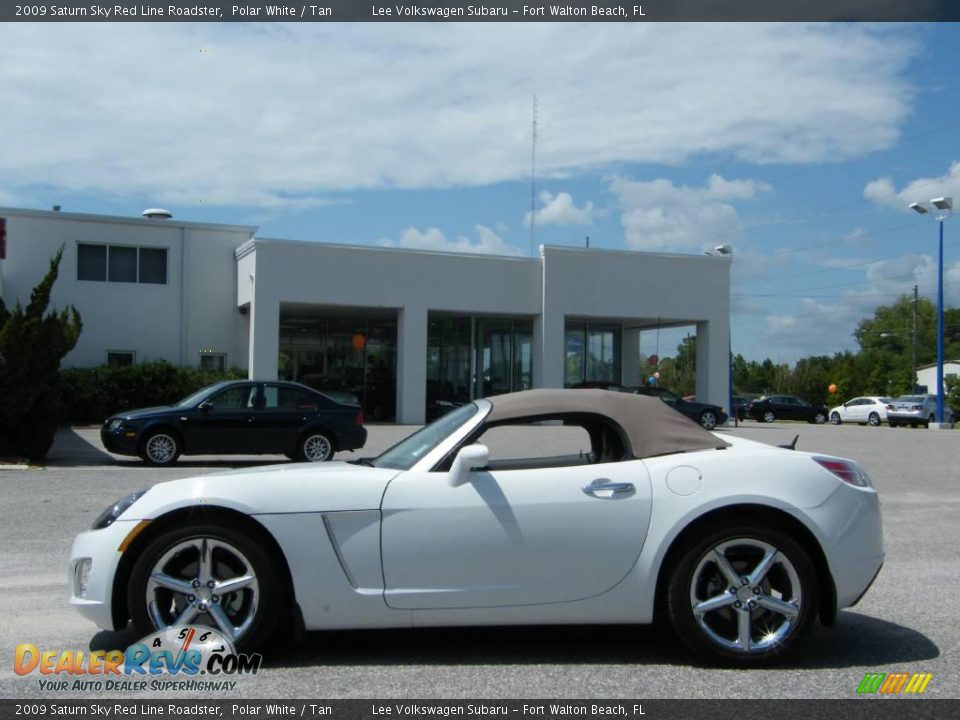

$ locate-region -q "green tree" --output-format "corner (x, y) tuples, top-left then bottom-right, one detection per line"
(0, 246), (82, 460)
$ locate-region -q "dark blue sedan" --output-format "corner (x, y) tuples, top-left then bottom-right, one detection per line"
(101, 380), (367, 465)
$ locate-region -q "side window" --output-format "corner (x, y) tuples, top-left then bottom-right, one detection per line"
(470, 416), (627, 471)
(208, 385), (256, 410)
(263, 386), (320, 411)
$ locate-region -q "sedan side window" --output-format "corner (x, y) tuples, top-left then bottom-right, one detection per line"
(208, 385), (256, 410)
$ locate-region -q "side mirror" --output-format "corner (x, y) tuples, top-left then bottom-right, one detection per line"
(448, 444), (489, 487)
(198, 401), (213, 414)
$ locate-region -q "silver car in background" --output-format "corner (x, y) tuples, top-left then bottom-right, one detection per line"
(886, 394), (954, 428)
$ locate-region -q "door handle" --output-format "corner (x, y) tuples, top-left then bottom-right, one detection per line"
(582, 481), (635, 497)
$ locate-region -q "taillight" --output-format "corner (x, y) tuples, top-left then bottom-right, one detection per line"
(813, 456), (871, 488)
(355, 410), (364, 426)
(911, 405), (923, 411)
(885, 404), (895, 410)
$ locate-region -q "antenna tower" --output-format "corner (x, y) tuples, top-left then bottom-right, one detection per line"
(530, 94), (538, 257)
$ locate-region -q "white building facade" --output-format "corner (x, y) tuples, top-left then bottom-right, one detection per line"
(1, 207), (732, 424)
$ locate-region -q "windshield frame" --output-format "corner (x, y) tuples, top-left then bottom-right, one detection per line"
(175, 381), (235, 408)
(372, 401), (486, 471)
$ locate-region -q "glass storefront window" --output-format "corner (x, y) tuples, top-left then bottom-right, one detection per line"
(565, 321), (621, 386)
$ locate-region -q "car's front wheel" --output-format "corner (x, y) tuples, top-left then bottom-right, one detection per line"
(128, 524), (280, 651)
(762, 411), (776, 423)
(830, 412), (841, 425)
(868, 412), (881, 427)
(298, 430), (334, 462)
(140, 430), (181, 466)
(699, 410), (718, 430)
(812, 412), (827, 425)
(667, 524), (818, 665)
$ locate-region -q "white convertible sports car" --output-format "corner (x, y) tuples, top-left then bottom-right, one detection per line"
(69, 389), (884, 665)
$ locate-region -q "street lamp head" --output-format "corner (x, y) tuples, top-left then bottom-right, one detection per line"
(909, 202), (929, 215)
(931, 197), (953, 211)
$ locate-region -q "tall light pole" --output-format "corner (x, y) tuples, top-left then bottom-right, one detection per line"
(909, 197), (952, 426)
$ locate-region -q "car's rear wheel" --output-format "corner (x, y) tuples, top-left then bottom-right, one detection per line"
(667, 524), (817, 666)
(128, 524), (280, 651)
(699, 410), (718, 430)
(762, 411), (776, 423)
(140, 430), (181, 466)
(868, 412), (881, 427)
(812, 412), (827, 424)
(298, 430), (334, 462)
(830, 412), (841, 425)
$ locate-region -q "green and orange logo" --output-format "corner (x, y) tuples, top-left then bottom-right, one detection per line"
(857, 672), (933, 695)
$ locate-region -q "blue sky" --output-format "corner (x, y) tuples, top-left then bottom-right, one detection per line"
(3, 22), (960, 363)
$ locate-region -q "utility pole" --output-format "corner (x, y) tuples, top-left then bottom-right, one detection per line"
(912, 285), (918, 393)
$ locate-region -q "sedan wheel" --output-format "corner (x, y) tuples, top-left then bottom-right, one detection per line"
(868, 412), (881, 427)
(299, 431), (334, 462)
(762, 411), (776, 423)
(141, 431), (181, 466)
(812, 412), (827, 425)
(128, 524), (279, 651)
(699, 410), (718, 430)
(667, 526), (817, 665)
(830, 412), (841, 425)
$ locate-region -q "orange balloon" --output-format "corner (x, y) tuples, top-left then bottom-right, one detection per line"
(828, 383), (838, 394)
(351, 333), (366, 351)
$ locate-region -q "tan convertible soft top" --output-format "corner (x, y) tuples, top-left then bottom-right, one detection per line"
(485, 389), (729, 459)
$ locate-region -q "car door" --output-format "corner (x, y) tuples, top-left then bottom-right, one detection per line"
(181, 383), (261, 454)
(257, 383), (325, 453)
(380, 453), (653, 610)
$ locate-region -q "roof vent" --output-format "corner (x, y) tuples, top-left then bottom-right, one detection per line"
(142, 208), (173, 220)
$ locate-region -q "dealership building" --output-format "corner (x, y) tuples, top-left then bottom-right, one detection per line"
(0, 206), (732, 424)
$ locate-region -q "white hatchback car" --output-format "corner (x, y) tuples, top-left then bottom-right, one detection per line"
(828, 396), (893, 427)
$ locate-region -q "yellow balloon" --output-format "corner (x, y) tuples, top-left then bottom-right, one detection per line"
(828, 383), (838, 394)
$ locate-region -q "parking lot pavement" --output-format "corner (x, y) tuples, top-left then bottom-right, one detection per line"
(1, 421), (958, 699)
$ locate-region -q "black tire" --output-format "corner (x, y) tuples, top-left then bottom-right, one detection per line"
(297, 429), (335, 462)
(762, 411), (776, 423)
(139, 429), (181, 466)
(868, 412), (881, 427)
(927, 414), (935, 428)
(812, 412), (827, 425)
(128, 523), (281, 652)
(666, 523), (818, 666)
(699, 410), (718, 430)
(830, 412), (841, 425)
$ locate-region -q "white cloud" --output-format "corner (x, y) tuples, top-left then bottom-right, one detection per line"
(609, 174), (771, 251)
(381, 225), (521, 256)
(864, 161), (960, 211)
(526, 191), (594, 227)
(0, 24), (917, 206)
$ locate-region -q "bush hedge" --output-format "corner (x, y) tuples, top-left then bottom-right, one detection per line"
(60, 360), (246, 424)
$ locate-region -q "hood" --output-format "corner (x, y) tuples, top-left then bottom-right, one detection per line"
(110, 405), (180, 421)
(123, 461), (402, 519)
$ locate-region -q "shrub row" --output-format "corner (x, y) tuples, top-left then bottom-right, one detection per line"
(60, 360), (246, 424)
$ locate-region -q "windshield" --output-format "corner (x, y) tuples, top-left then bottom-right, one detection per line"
(175, 382), (230, 408)
(373, 403), (479, 470)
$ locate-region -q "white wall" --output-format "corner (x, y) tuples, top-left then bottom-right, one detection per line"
(0, 208), (253, 370)
(916, 362), (960, 394)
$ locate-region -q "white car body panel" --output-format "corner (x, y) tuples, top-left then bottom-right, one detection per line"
(381, 461), (653, 608)
(829, 397), (889, 425)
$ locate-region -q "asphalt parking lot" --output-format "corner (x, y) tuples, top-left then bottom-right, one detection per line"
(1, 421), (957, 699)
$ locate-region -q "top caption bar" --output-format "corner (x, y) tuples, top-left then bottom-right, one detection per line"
(3, 1), (959, 22)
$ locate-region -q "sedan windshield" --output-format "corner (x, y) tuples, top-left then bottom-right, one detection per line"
(373, 403), (479, 470)
(175, 382), (231, 408)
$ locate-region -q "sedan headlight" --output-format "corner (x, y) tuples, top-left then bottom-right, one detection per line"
(92, 490), (148, 530)
(107, 418), (123, 432)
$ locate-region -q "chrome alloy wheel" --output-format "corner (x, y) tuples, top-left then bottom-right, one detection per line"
(145, 537), (260, 642)
(689, 538), (802, 654)
(145, 433), (177, 464)
(302, 433), (333, 462)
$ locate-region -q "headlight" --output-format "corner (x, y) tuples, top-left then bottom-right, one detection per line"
(92, 490), (148, 530)
(107, 418), (123, 431)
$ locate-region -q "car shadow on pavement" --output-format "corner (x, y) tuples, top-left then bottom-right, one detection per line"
(86, 612), (936, 671)
(44, 428), (117, 466)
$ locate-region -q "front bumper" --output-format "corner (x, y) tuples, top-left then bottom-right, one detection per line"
(68, 520), (141, 630)
(100, 427), (140, 456)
